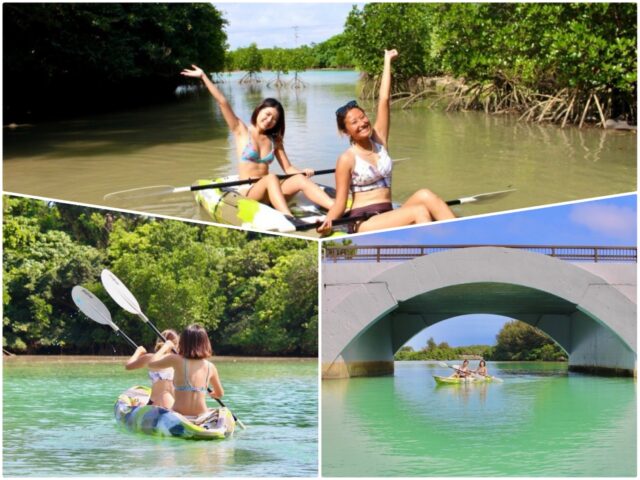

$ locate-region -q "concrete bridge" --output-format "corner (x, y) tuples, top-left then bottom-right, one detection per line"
(322, 246), (636, 378)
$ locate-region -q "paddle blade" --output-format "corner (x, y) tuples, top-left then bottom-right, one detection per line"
(100, 269), (143, 317)
(71, 286), (116, 330)
(459, 188), (517, 205)
(103, 185), (179, 202)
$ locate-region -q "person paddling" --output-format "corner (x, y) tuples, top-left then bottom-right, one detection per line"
(125, 329), (179, 408)
(149, 324), (223, 418)
(318, 49), (455, 235)
(181, 65), (334, 217)
(450, 359), (471, 379)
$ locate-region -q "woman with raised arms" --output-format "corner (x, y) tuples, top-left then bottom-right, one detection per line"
(318, 49), (455, 234)
(181, 66), (334, 217)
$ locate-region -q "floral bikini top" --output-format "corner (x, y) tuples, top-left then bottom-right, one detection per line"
(350, 141), (393, 193)
(240, 135), (275, 165)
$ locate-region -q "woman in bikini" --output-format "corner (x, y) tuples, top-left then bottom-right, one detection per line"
(148, 324), (223, 417)
(181, 65), (334, 217)
(317, 49), (455, 235)
(125, 329), (179, 408)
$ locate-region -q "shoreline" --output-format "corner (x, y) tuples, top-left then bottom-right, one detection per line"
(3, 354), (317, 364)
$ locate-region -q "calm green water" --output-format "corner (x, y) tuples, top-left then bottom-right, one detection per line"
(322, 362), (636, 477)
(3, 357), (317, 477)
(3, 71), (636, 221)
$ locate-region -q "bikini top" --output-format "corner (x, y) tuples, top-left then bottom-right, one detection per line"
(174, 359), (210, 393)
(350, 141), (393, 193)
(148, 368), (174, 383)
(240, 134), (275, 165)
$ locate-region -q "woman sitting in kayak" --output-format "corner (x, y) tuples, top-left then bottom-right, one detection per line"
(317, 49), (455, 235)
(474, 359), (488, 377)
(181, 65), (334, 217)
(450, 359), (472, 378)
(149, 324), (223, 417)
(125, 329), (179, 408)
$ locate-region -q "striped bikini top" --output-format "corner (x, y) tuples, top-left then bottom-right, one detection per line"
(174, 359), (210, 393)
(350, 141), (393, 193)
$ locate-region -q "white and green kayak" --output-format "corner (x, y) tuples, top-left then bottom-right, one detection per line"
(114, 385), (235, 440)
(194, 176), (345, 236)
(433, 375), (496, 385)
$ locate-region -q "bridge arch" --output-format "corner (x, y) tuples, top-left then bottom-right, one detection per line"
(322, 247), (636, 378)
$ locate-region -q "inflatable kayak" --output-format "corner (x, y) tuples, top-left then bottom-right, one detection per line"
(433, 375), (495, 385)
(194, 177), (347, 237)
(114, 386), (235, 440)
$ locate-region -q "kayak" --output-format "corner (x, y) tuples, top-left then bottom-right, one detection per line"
(193, 177), (347, 237)
(433, 375), (495, 385)
(114, 385), (235, 440)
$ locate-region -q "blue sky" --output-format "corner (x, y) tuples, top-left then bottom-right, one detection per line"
(352, 194), (637, 348)
(214, 3), (359, 49)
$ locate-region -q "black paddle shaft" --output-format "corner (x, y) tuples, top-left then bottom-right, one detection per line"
(189, 169), (336, 192)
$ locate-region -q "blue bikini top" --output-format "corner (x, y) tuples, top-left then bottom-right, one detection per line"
(240, 135), (275, 165)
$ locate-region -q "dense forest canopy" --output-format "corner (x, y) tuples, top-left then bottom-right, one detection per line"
(4, 3), (227, 121)
(3, 196), (318, 356)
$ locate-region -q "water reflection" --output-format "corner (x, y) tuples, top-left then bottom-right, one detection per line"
(4, 71), (635, 224)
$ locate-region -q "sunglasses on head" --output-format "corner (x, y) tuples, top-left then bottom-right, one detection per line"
(336, 100), (358, 116)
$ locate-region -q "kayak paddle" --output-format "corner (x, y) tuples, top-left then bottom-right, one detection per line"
(103, 169), (337, 201)
(438, 361), (503, 383)
(296, 188), (518, 232)
(71, 286), (138, 349)
(100, 269), (168, 343)
(100, 269), (247, 429)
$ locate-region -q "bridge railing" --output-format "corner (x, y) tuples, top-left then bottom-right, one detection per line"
(322, 245), (638, 263)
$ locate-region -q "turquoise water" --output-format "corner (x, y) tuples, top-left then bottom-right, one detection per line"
(322, 362), (636, 476)
(3, 357), (317, 477)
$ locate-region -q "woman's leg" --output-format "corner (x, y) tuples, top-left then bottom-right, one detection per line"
(280, 175), (335, 210)
(403, 188), (456, 220)
(246, 174), (293, 215)
(356, 205), (431, 233)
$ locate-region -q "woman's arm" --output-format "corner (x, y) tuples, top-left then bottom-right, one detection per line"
(373, 49), (398, 147)
(207, 363), (224, 399)
(317, 153), (353, 233)
(148, 340), (177, 369)
(181, 65), (246, 136)
(274, 144), (313, 177)
(125, 346), (149, 370)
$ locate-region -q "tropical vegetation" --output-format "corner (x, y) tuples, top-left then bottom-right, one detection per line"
(4, 3), (227, 122)
(3, 196), (318, 357)
(395, 320), (567, 362)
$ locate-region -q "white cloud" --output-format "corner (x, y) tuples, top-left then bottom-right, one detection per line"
(569, 203), (637, 241)
(214, 3), (358, 49)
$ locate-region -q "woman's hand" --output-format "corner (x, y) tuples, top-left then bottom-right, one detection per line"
(316, 217), (333, 235)
(181, 64), (205, 80)
(302, 168), (315, 177)
(385, 49), (399, 63)
(135, 346), (147, 355)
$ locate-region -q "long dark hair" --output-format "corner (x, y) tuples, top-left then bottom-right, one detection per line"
(178, 324), (213, 359)
(251, 98), (285, 141)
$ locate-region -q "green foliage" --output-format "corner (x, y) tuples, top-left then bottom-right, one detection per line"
(394, 336), (492, 361)
(490, 320), (566, 361)
(234, 43), (263, 74)
(3, 197), (318, 356)
(4, 3), (227, 121)
(343, 3), (433, 83)
(312, 34), (354, 68)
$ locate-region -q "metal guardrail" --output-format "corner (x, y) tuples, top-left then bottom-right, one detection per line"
(322, 245), (638, 263)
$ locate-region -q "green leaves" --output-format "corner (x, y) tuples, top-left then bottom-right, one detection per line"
(3, 197), (318, 356)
